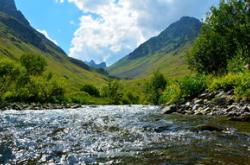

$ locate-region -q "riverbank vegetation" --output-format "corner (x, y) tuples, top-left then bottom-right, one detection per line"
(157, 0), (250, 105)
(137, 0), (250, 105)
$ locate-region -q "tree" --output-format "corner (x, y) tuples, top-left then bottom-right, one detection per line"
(102, 80), (123, 104)
(189, 0), (250, 74)
(20, 54), (47, 76)
(0, 59), (20, 101)
(81, 84), (100, 97)
(144, 72), (167, 105)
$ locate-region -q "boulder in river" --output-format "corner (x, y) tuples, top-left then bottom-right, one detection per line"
(161, 105), (177, 114)
(191, 124), (224, 132)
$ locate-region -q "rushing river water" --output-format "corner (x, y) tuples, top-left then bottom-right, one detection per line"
(0, 105), (250, 165)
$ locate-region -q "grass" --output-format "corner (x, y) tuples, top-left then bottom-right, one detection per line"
(108, 43), (192, 79)
(0, 14), (110, 104)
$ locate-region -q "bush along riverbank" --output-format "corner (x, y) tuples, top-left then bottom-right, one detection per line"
(161, 89), (250, 122)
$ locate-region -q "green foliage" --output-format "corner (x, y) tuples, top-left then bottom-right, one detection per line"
(102, 80), (123, 104)
(161, 75), (207, 104)
(179, 75), (207, 99)
(227, 51), (248, 73)
(0, 58), (20, 98)
(234, 72), (250, 100)
(0, 54), (65, 104)
(189, 0), (250, 74)
(161, 82), (182, 104)
(20, 54), (47, 76)
(208, 73), (241, 91)
(81, 84), (100, 97)
(144, 72), (167, 104)
(123, 92), (140, 104)
(209, 71), (250, 100)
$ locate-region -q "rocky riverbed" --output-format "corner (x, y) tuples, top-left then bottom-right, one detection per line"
(0, 102), (82, 111)
(162, 90), (250, 122)
(0, 106), (250, 164)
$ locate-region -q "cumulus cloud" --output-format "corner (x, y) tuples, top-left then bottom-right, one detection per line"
(65, 0), (219, 64)
(37, 29), (58, 45)
(55, 0), (64, 3)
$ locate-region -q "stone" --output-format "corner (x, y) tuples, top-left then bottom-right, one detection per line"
(192, 104), (201, 111)
(194, 99), (203, 104)
(227, 90), (234, 95)
(230, 114), (250, 122)
(191, 124), (224, 132)
(154, 125), (170, 133)
(243, 106), (250, 112)
(216, 91), (225, 97)
(226, 105), (237, 112)
(185, 102), (191, 107)
(211, 97), (229, 106)
(71, 104), (81, 109)
(161, 105), (177, 114)
(198, 93), (209, 99)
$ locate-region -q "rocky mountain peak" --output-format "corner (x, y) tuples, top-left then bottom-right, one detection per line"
(0, 0), (17, 13)
(0, 0), (29, 25)
(86, 60), (107, 69)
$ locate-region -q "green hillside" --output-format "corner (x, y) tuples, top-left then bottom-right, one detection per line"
(108, 17), (201, 79)
(0, 0), (108, 92)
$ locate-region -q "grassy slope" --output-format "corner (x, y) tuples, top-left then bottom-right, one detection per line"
(109, 43), (192, 79)
(0, 15), (109, 103)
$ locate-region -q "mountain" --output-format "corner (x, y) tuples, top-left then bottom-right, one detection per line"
(0, 0), (108, 90)
(86, 60), (107, 69)
(108, 16), (202, 79)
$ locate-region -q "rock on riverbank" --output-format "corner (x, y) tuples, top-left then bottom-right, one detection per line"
(0, 103), (82, 110)
(161, 90), (250, 122)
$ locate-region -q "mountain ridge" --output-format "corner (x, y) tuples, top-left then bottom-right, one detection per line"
(0, 0), (108, 90)
(108, 16), (202, 79)
(0, 0), (29, 25)
(86, 60), (107, 69)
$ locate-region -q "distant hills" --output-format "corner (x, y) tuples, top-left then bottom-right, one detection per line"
(0, 0), (108, 89)
(86, 60), (107, 69)
(108, 16), (202, 79)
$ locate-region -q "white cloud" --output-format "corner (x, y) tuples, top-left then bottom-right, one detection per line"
(37, 29), (58, 45)
(55, 0), (64, 3)
(65, 0), (219, 64)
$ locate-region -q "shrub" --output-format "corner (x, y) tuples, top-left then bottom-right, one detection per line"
(81, 84), (100, 97)
(234, 72), (250, 100)
(208, 73), (241, 92)
(227, 51), (247, 73)
(20, 54), (47, 76)
(144, 72), (167, 105)
(10, 75), (65, 103)
(101, 80), (123, 104)
(161, 82), (182, 104)
(0, 59), (21, 102)
(68, 92), (88, 104)
(179, 75), (207, 99)
(123, 92), (139, 104)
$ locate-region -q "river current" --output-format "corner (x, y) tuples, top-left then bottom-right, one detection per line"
(0, 105), (250, 164)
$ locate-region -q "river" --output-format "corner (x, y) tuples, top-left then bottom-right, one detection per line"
(0, 105), (250, 164)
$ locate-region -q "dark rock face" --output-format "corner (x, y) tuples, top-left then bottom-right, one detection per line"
(127, 16), (202, 60)
(0, 0), (67, 58)
(0, 0), (29, 25)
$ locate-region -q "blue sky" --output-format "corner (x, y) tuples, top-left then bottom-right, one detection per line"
(15, 0), (220, 65)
